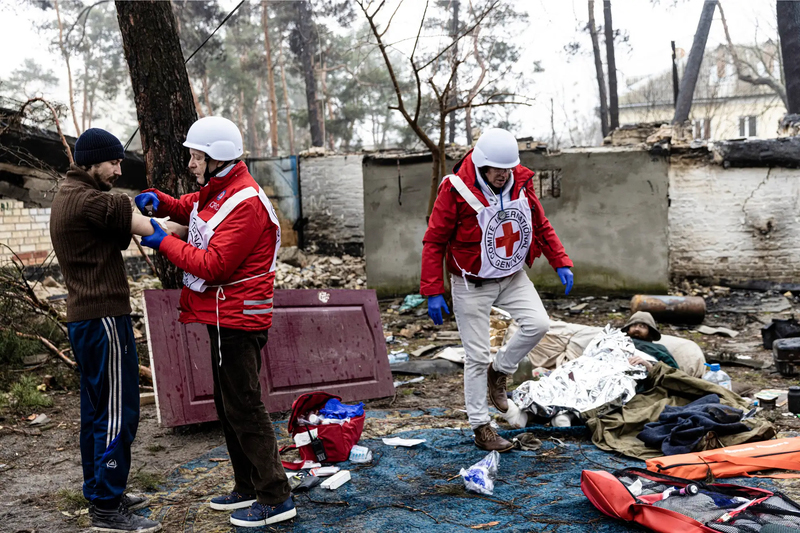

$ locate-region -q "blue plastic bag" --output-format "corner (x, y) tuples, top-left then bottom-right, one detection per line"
(319, 398), (364, 419)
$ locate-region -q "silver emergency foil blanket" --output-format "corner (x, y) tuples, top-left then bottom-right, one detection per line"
(511, 326), (647, 417)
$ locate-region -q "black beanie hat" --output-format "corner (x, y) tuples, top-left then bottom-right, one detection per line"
(74, 128), (125, 167)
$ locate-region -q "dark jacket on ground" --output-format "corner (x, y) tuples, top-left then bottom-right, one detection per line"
(50, 166), (132, 322)
(632, 338), (679, 369)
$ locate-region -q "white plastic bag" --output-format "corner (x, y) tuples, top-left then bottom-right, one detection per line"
(460, 451), (500, 495)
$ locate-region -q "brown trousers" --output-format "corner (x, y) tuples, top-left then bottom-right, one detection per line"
(208, 326), (290, 505)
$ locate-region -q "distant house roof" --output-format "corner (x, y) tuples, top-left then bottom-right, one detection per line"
(0, 107), (147, 191)
(620, 43), (784, 109)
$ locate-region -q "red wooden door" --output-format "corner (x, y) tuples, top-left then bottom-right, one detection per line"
(143, 289), (394, 427)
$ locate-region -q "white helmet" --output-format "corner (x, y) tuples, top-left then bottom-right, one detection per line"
(471, 128), (520, 169)
(183, 116), (243, 161)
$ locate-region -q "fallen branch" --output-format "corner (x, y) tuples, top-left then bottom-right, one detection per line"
(1, 328), (77, 368)
(133, 236), (158, 277)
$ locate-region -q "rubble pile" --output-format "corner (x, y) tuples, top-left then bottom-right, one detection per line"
(275, 247), (366, 290)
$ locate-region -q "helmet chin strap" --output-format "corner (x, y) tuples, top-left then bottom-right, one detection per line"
(202, 155), (234, 185)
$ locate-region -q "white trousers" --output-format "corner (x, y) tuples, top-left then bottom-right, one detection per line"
(451, 270), (550, 429)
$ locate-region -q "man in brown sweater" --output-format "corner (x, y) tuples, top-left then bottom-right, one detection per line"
(50, 128), (161, 533)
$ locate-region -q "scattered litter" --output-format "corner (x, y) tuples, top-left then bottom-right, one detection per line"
(393, 376), (425, 387)
(490, 306), (512, 320)
(435, 331), (461, 341)
(387, 351), (410, 364)
(321, 470), (351, 490)
(28, 414), (50, 426)
(385, 335), (396, 344)
(696, 325), (739, 338)
(513, 433), (542, 451)
(398, 294), (425, 313)
(209, 458), (229, 463)
(289, 471), (322, 492)
(718, 296), (792, 314)
(398, 324), (422, 338)
(460, 451), (499, 496)
(382, 437), (426, 447)
(389, 359), (462, 376)
(569, 303), (588, 315)
(349, 445), (373, 463)
(310, 466), (340, 477)
(410, 344), (438, 357)
(433, 346), (465, 364)
(470, 522), (500, 529)
(22, 353), (48, 366)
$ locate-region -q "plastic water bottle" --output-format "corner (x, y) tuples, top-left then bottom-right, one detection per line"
(702, 363), (732, 391)
(388, 352), (409, 364)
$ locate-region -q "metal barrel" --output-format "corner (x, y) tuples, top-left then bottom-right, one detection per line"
(630, 295), (706, 325)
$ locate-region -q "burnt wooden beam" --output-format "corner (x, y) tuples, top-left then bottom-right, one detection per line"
(714, 137), (800, 168)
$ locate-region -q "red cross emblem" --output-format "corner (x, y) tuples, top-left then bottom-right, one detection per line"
(495, 222), (521, 257)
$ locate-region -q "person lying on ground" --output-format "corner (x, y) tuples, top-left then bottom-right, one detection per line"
(621, 311), (679, 372)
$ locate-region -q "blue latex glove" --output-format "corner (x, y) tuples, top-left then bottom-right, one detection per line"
(557, 267), (574, 295)
(427, 295), (450, 326)
(134, 192), (159, 215)
(141, 218), (167, 250)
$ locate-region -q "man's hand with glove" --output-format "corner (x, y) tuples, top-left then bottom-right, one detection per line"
(134, 192), (159, 216)
(141, 219), (167, 250)
(556, 267), (574, 295)
(427, 294), (450, 325)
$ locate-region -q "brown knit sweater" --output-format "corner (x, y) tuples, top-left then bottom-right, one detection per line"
(50, 166), (133, 322)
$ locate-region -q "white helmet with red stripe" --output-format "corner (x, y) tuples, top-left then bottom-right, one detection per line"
(471, 128), (520, 169)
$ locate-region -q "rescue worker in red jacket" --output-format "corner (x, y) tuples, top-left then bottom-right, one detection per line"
(135, 117), (296, 528)
(421, 128), (574, 452)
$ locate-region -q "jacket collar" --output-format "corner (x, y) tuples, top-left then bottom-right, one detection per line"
(198, 160), (248, 207)
(66, 165), (102, 191)
(452, 150), (535, 203)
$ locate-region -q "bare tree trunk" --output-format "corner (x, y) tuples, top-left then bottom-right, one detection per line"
(778, 0), (800, 113)
(237, 88), (245, 143)
(202, 73), (214, 115)
(294, 0), (323, 147)
(588, 0), (609, 138)
(81, 57), (88, 132)
(279, 42), (296, 154)
(115, 0), (198, 289)
(448, 0), (459, 144)
(262, 0), (280, 156)
(190, 81), (205, 117)
(603, 0), (618, 130)
(673, 0), (717, 123)
(54, 0), (81, 136)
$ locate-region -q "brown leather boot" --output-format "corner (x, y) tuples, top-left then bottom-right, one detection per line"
(487, 365), (509, 413)
(473, 423), (514, 452)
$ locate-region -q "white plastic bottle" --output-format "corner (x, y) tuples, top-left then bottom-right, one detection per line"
(702, 363), (732, 391)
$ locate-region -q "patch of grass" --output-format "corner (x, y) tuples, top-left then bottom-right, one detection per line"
(132, 470), (165, 492)
(400, 388), (415, 396)
(147, 443), (165, 453)
(8, 375), (52, 410)
(55, 488), (88, 512)
(0, 330), (41, 367)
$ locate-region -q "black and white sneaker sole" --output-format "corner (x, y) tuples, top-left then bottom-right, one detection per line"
(209, 499), (256, 511)
(91, 524), (162, 533)
(229, 507), (297, 528)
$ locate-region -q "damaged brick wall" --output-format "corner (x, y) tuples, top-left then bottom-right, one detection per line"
(669, 161), (800, 282)
(300, 155), (364, 256)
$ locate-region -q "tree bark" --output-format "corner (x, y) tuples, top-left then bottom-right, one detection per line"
(777, 0), (800, 113)
(673, 0), (717, 124)
(588, 0), (609, 138)
(278, 41), (296, 154)
(603, 0), (618, 130)
(448, 0), (459, 144)
(115, 0), (198, 289)
(262, 0), (280, 156)
(294, 0), (323, 147)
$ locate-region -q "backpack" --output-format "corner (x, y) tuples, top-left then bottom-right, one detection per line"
(582, 467), (800, 533)
(284, 391), (365, 464)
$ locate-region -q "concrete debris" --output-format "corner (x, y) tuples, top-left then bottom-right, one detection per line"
(274, 253), (365, 290)
(41, 276), (60, 288)
(277, 246), (309, 268)
(569, 303), (588, 315)
(398, 324), (422, 338)
(411, 344), (438, 357)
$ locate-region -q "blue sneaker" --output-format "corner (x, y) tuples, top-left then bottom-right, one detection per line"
(209, 491), (256, 511)
(230, 497), (296, 528)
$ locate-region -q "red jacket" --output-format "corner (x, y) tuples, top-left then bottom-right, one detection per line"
(147, 161), (279, 330)
(420, 151), (572, 296)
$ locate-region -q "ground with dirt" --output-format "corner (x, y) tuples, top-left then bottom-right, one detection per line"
(3, 286), (800, 532)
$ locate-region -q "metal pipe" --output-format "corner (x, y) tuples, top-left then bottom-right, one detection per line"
(630, 295), (706, 325)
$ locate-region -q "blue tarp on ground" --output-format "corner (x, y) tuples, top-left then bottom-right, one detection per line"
(148, 414), (788, 532)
